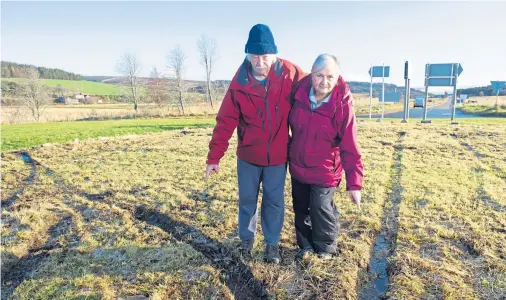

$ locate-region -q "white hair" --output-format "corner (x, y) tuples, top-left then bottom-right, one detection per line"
(311, 53), (340, 75)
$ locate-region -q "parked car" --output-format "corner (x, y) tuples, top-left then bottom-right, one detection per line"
(414, 96), (424, 108)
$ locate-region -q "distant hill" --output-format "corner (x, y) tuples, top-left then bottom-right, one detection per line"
(6, 61), (497, 98)
(347, 81), (426, 98)
(458, 85), (506, 97)
(1, 61), (84, 80)
(84, 75), (210, 87)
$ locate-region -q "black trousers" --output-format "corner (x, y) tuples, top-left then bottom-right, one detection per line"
(291, 177), (340, 254)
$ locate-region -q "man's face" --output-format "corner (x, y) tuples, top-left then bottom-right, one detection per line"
(248, 54), (276, 77)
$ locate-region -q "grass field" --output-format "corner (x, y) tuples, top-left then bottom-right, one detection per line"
(1, 118), (505, 299)
(1, 118), (216, 151)
(457, 105), (506, 118)
(5, 78), (126, 95)
(457, 96), (506, 117)
(352, 94), (447, 116)
(1, 103), (218, 125)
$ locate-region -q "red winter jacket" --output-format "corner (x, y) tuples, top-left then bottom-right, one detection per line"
(288, 75), (364, 190)
(207, 58), (305, 166)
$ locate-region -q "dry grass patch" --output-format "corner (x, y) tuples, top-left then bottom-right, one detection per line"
(1, 120), (505, 299)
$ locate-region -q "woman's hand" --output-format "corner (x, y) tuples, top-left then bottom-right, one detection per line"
(349, 190), (361, 210)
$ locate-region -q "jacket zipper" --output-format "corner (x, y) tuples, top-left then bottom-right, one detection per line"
(275, 103), (278, 125)
(274, 74), (287, 127)
(265, 79), (272, 166)
(300, 110), (313, 167)
(256, 108), (265, 130)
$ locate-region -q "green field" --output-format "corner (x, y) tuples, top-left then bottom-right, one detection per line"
(458, 105), (506, 118)
(1, 118), (216, 151)
(3, 117), (505, 152)
(5, 78), (126, 95)
(1, 119), (505, 299)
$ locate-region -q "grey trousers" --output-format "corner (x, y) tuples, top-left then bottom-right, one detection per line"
(237, 158), (286, 245)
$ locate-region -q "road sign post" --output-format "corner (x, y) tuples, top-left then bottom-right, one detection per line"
(422, 64), (431, 123)
(422, 62), (463, 124)
(369, 65), (373, 119)
(379, 92), (401, 102)
(406, 79), (411, 119)
(368, 65), (390, 122)
(491, 81), (506, 111)
(402, 60), (410, 123)
(381, 63), (385, 122)
(450, 63), (460, 124)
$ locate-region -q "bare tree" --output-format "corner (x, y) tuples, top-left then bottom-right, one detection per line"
(21, 69), (50, 122)
(115, 53), (142, 112)
(197, 34), (217, 109)
(55, 84), (65, 98)
(147, 66), (168, 108)
(167, 45), (186, 115)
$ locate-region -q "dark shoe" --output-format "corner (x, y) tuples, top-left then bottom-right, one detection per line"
(265, 244), (281, 264)
(296, 247), (314, 260)
(239, 239), (254, 260)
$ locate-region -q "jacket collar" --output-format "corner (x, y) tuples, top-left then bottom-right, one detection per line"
(229, 57), (285, 96)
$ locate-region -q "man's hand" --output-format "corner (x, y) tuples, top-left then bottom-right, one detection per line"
(205, 164), (220, 181)
(349, 190), (361, 210)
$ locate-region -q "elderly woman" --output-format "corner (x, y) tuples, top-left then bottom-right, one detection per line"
(288, 53), (364, 259)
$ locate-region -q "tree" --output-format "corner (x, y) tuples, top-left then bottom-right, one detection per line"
(55, 84), (66, 98)
(21, 69), (50, 122)
(167, 45), (186, 115)
(147, 67), (168, 108)
(1, 61), (84, 80)
(115, 53), (142, 112)
(197, 34), (217, 108)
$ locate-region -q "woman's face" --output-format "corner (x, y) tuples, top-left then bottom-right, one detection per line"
(311, 68), (338, 96)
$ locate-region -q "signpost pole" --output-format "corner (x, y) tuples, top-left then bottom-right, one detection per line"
(402, 61), (409, 123)
(450, 63), (459, 124)
(407, 78), (411, 120)
(369, 65), (373, 119)
(378, 63), (385, 122)
(491, 81), (505, 111)
(422, 64), (431, 123)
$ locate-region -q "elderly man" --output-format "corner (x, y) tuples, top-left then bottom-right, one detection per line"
(205, 24), (304, 264)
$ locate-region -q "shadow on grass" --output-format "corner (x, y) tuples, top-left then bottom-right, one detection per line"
(357, 131), (406, 300)
(1, 152), (38, 209)
(1, 152), (270, 300)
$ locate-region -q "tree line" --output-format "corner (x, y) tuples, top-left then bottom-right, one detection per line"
(458, 85), (506, 97)
(1, 61), (84, 80)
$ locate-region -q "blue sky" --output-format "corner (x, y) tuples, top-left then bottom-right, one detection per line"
(2, 1), (506, 90)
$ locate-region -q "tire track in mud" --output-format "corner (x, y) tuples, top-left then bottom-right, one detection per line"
(358, 131), (406, 300)
(134, 205), (270, 299)
(4, 152), (271, 300)
(1, 152), (37, 209)
(1, 215), (77, 299)
(459, 142), (506, 212)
